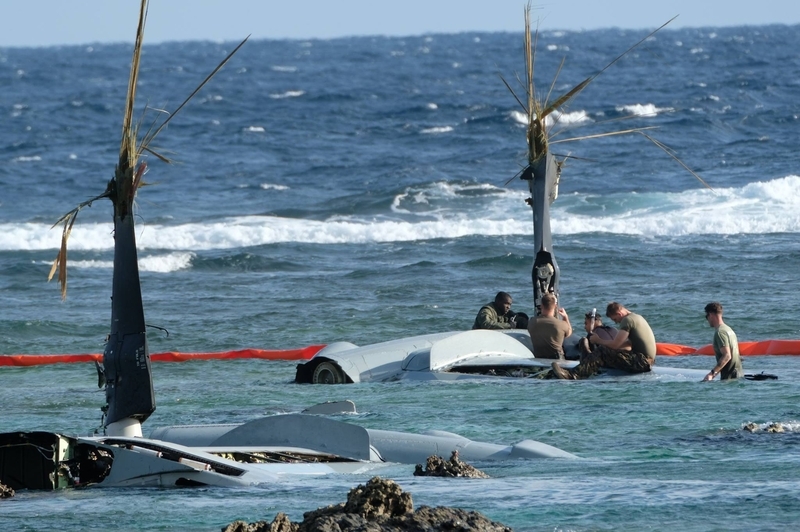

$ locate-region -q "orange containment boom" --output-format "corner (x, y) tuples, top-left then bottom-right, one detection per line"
(657, 340), (800, 356)
(5, 341), (800, 367)
(0, 345), (325, 367)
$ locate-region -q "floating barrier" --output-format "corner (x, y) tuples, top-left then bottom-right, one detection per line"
(0, 345), (325, 367)
(657, 340), (800, 356)
(3, 340), (799, 367)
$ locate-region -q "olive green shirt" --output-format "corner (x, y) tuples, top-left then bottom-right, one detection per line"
(619, 312), (657, 362)
(472, 303), (513, 330)
(528, 315), (571, 359)
(713, 323), (743, 380)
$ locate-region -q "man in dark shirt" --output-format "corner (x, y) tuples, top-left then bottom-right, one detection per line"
(578, 311), (618, 356)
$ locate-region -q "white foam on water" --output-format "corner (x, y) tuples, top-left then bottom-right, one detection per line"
(4, 176), (799, 251)
(616, 103), (674, 117)
(12, 155), (42, 162)
(269, 90), (305, 99)
(510, 109), (590, 127)
(42, 252), (194, 272)
(420, 125), (453, 134)
(260, 183), (289, 191)
(553, 175), (800, 236)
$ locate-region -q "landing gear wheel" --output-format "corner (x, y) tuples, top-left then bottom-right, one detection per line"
(312, 361), (345, 384)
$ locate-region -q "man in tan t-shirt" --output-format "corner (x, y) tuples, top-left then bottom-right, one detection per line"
(528, 293), (572, 359)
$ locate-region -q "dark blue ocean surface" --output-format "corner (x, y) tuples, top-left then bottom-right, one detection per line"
(2, 24), (800, 531)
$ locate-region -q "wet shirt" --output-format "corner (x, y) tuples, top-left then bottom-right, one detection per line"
(713, 323), (743, 380)
(528, 315), (571, 359)
(619, 313), (657, 362)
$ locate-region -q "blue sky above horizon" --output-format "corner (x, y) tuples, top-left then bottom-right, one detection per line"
(1, 0), (799, 47)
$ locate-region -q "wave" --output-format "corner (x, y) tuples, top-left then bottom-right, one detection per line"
(260, 183), (289, 191)
(269, 90), (305, 99)
(510, 109), (590, 127)
(12, 155), (42, 163)
(615, 103), (674, 117)
(2, 216), (520, 251)
(420, 125), (454, 134)
(554, 175), (800, 236)
(35, 252), (195, 273)
(3, 176), (799, 251)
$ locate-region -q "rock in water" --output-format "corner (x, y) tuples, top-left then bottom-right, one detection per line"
(221, 476), (512, 531)
(413, 451), (490, 478)
(222, 512), (297, 532)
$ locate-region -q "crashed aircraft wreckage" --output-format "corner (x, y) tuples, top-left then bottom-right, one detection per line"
(294, 329), (710, 384)
(295, 11), (712, 385)
(0, 1), (575, 492)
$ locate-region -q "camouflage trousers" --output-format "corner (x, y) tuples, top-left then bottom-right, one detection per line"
(571, 346), (652, 379)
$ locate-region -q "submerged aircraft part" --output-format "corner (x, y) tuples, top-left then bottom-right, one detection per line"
(0, 432), (113, 490)
(295, 329), (714, 384)
(102, 171), (156, 434)
(1, 411), (578, 490)
(522, 153), (561, 315)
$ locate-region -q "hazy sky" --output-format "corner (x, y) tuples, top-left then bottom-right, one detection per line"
(1, 0), (799, 47)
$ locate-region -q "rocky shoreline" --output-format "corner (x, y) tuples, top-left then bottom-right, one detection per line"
(221, 476), (512, 532)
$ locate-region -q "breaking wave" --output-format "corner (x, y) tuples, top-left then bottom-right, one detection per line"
(3, 176), (799, 251)
(615, 103), (674, 117)
(37, 252), (195, 273)
(510, 109), (591, 127)
(420, 125), (454, 134)
(269, 90), (305, 99)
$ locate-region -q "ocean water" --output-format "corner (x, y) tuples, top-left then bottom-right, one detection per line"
(2, 23), (800, 531)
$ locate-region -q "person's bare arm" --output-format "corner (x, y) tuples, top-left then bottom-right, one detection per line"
(592, 329), (630, 350)
(557, 308), (572, 337)
(703, 346), (731, 381)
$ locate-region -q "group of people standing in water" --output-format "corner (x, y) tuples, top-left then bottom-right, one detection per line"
(473, 292), (743, 381)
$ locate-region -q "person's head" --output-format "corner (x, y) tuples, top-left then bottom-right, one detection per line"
(704, 302), (723, 327)
(494, 291), (513, 314)
(541, 293), (557, 315)
(584, 311), (603, 332)
(606, 302), (627, 324)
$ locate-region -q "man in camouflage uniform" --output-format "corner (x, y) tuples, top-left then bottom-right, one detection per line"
(551, 302), (656, 379)
(473, 291), (520, 330)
